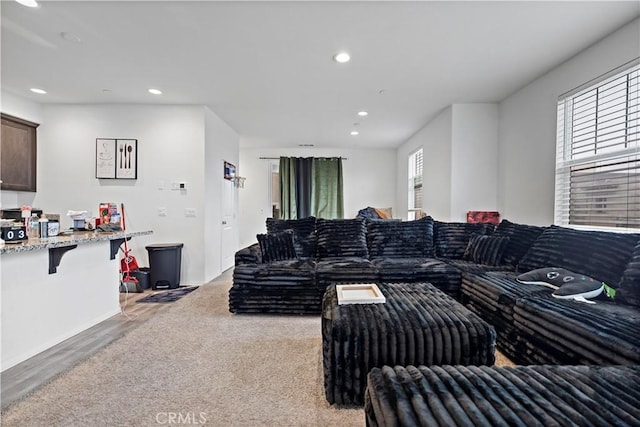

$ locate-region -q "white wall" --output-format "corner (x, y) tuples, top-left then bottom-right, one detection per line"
(396, 104), (498, 222)
(204, 107), (240, 279)
(8, 103), (239, 284)
(396, 107), (453, 220)
(238, 147), (396, 247)
(2, 240), (120, 370)
(497, 18), (640, 225)
(450, 104), (499, 221)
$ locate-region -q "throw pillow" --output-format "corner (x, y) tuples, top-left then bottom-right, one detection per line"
(256, 231), (297, 263)
(265, 217), (317, 258)
(517, 267), (604, 300)
(463, 234), (510, 266)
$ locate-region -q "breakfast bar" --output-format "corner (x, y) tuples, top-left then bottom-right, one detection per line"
(1, 230), (152, 371)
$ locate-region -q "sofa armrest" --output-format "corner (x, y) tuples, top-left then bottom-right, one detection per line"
(235, 243), (263, 265)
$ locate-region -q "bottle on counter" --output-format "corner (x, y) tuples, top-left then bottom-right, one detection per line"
(39, 214), (49, 238)
(29, 214), (40, 239)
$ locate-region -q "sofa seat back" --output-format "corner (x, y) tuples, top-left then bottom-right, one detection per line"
(493, 220), (546, 268)
(266, 216), (317, 258)
(517, 225), (640, 288)
(434, 221), (494, 259)
(366, 216), (435, 258)
(316, 218), (369, 258)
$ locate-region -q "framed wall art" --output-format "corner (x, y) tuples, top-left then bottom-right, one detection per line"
(96, 138), (116, 178)
(224, 161), (236, 180)
(95, 138), (138, 179)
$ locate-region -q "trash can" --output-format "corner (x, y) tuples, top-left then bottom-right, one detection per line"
(145, 243), (184, 290)
(131, 267), (151, 290)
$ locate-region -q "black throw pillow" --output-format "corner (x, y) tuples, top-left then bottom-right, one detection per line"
(257, 231), (297, 263)
(463, 234), (510, 266)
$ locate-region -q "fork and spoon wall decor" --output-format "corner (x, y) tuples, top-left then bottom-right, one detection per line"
(96, 138), (138, 179)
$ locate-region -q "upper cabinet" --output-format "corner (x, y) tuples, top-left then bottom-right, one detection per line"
(1, 113), (39, 192)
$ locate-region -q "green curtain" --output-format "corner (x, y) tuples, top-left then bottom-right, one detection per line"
(279, 156), (343, 219)
(311, 157), (344, 219)
(279, 157), (297, 219)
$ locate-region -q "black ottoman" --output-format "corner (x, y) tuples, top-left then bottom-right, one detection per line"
(322, 282), (496, 406)
(365, 364), (640, 426)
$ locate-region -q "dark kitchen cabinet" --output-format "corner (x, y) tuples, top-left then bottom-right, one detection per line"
(1, 113), (38, 192)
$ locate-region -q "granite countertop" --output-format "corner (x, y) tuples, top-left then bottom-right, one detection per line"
(0, 230), (153, 255)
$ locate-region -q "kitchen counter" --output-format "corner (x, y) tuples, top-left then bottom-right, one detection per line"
(0, 230), (152, 255)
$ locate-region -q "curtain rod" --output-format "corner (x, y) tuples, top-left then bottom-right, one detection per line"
(259, 157), (348, 160)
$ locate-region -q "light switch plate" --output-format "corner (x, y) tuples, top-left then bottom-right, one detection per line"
(184, 208), (197, 217)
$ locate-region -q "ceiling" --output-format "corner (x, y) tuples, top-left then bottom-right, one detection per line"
(2, 1), (639, 149)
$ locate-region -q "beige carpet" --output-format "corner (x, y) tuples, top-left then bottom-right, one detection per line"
(2, 273), (514, 426)
(1, 272), (363, 426)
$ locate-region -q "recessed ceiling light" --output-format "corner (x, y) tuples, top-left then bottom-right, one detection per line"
(350, 131), (359, 136)
(30, 88), (46, 94)
(357, 111), (368, 117)
(148, 88), (162, 95)
(60, 32), (82, 43)
(16, 0), (38, 7)
(333, 52), (351, 63)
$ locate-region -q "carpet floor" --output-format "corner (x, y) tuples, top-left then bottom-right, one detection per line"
(0, 273), (363, 426)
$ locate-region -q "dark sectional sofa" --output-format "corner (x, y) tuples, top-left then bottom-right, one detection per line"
(229, 216), (640, 366)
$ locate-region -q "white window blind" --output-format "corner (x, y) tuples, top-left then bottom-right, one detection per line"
(555, 60), (640, 230)
(408, 148), (424, 219)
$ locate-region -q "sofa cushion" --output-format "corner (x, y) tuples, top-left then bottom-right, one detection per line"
(517, 225), (640, 287)
(463, 234), (510, 266)
(316, 218), (368, 258)
(514, 294), (640, 365)
(256, 231), (297, 263)
(493, 219), (546, 268)
(371, 257), (461, 294)
(230, 260), (320, 314)
(266, 216), (317, 258)
(315, 257), (379, 290)
(617, 241), (640, 307)
(434, 221), (494, 259)
(367, 216), (434, 258)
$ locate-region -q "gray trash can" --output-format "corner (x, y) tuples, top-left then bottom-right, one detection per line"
(131, 267), (151, 290)
(145, 243), (184, 290)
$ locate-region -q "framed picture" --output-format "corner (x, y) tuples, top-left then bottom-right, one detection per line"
(224, 161), (236, 180)
(116, 139), (137, 179)
(96, 138), (138, 179)
(96, 138), (116, 178)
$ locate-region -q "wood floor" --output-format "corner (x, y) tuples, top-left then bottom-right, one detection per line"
(1, 290), (169, 411)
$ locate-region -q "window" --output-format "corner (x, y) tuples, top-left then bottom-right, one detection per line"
(270, 161), (280, 218)
(555, 60), (639, 230)
(408, 148), (424, 220)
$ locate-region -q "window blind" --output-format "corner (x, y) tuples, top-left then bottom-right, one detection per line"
(555, 60), (640, 230)
(408, 149), (424, 217)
